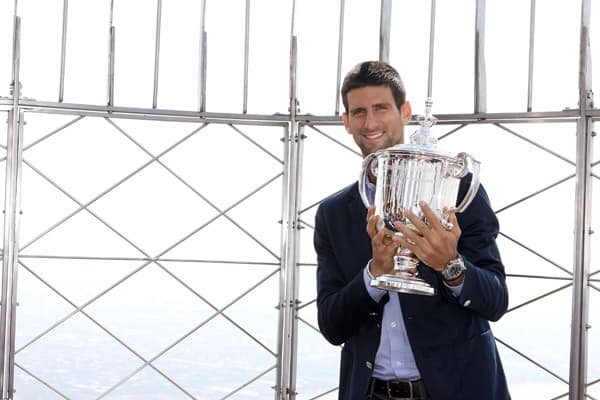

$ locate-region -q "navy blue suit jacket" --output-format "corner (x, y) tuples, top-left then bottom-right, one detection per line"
(314, 178), (510, 400)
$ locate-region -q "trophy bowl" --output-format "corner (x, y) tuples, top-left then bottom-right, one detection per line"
(358, 99), (481, 295)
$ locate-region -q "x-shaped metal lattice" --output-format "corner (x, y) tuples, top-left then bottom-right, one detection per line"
(13, 114), (285, 400)
(295, 121), (598, 400)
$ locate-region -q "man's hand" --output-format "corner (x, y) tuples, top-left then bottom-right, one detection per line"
(366, 206), (402, 277)
(394, 201), (461, 272)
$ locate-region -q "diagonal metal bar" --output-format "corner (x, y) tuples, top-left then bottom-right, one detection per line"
(219, 364), (276, 400)
(105, 118), (282, 261)
(592, 159), (599, 167)
(298, 218), (314, 230)
(297, 315), (320, 336)
(296, 298), (316, 311)
(19, 254), (279, 266)
(298, 187), (346, 215)
(589, 283), (600, 293)
(19, 123), (208, 252)
(17, 260), (199, 400)
(499, 232), (573, 276)
(494, 123), (576, 166)
(495, 174), (575, 214)
(549, 389), (598, 400)
(15, 362), (71, 399)
(228, 124), (283, 164)
(23, 158), (151, 257)
(15, 259), (151, 354)
(97, 267), (281, 399)
(437, 124), (466, 141)
(506, 283), (572, 314)
(307, 387), (339, 400)
(590, 269), (600, 278)
(19, 258), (280, 400)
(0, 115), (85, 163)
(16, 174), (283, 355)
(306, 125), (361, 157)
(495, 337), (568, 384)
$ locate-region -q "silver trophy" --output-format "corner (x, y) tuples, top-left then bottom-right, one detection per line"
(358, 98), (481, 295)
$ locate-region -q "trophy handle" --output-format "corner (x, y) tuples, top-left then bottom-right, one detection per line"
(358, 153), (377, 208)
(452, 152), (481, 213)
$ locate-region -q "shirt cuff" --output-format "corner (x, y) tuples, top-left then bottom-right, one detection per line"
(443, 279), (464, 297)
(363, 260), (387, 302)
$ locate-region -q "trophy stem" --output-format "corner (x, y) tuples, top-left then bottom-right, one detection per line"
(369, 247), (435, 296)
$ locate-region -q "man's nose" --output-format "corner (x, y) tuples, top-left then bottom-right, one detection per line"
(364, 111), (378, 130)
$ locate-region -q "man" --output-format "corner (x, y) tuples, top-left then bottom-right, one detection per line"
(314, 61), (510, 400)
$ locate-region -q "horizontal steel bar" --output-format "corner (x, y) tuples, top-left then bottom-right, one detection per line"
(506, 273), (574, 281)
(18, 254), (280, 266)
(1, 98), (595, 124)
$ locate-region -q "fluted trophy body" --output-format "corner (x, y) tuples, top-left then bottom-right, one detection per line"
(358, 99), (480, 295)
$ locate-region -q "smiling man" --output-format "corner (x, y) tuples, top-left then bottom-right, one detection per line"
(314, 61), (510, 400)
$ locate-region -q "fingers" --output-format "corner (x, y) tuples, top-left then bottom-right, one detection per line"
(366, 206), (378, 239)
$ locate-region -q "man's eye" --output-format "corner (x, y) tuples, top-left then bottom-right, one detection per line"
(352, 110), (366, 117)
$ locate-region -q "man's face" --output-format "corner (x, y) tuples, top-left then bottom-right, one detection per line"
(342, 85), (411, 157)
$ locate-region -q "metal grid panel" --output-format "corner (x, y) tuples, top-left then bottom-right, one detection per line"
(0, 1), (597, 400)
(12, 113), (284, 399)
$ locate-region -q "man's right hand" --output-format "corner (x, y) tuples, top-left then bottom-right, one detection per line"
(366, 206), (402, 278)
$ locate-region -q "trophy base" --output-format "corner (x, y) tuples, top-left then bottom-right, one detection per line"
(370, 273), (435, 296)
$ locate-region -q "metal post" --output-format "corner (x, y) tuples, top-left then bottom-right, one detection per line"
(275, 31), (302, 400)
(198, 0), (207, 113)
(427, 0), (436, 99)
(569, 0), (593, 398)
(152, 0), (162, 109)
(0, 16), (23, 400)
(334, 0), (345, 116)
(379, 0), (391, 63)
(474, 0), (487, 113)
(58, 0), (68, 102)
(243, 0), (250, 113)
(527, 0), (536, 112)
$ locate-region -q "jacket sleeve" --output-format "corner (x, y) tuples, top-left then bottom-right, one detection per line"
(314, 204), (382, 345)
(451, 184), (509, 322)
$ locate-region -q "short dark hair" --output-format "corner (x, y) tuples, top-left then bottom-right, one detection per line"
(341, 61), (406, 113)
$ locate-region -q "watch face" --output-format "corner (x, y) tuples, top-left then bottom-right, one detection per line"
(443, 257), (466, 280)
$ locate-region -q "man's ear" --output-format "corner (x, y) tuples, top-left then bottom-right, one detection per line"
(342, 112), (350, 133)
(400, 101), (412, 125)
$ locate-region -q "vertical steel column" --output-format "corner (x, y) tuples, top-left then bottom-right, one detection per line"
(0, 15), (24, 400)
(526, 0), (536, 112)
(474, 0), (487, 113)
(569, 0), (594, 398)
(243, 0), (250, 113)
(334, 0), (345, 116)
(379, 0), (391, 63)
(275, 5), (303, 392)
(152, 0), (162, 109)
(198, 0), (207, 113)
(427, 0), (436, 99)
(107, 0), (115, 107)
(58, 0), (68, 102)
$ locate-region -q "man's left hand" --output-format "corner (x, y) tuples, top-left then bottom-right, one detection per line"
(394, 201), (461, 271)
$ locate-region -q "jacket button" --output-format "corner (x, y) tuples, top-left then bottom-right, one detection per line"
(366, 361), (373, 369)
(463, 299), (471, 307)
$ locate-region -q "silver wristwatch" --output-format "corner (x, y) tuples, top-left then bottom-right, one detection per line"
(441, 255), (466, 281)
